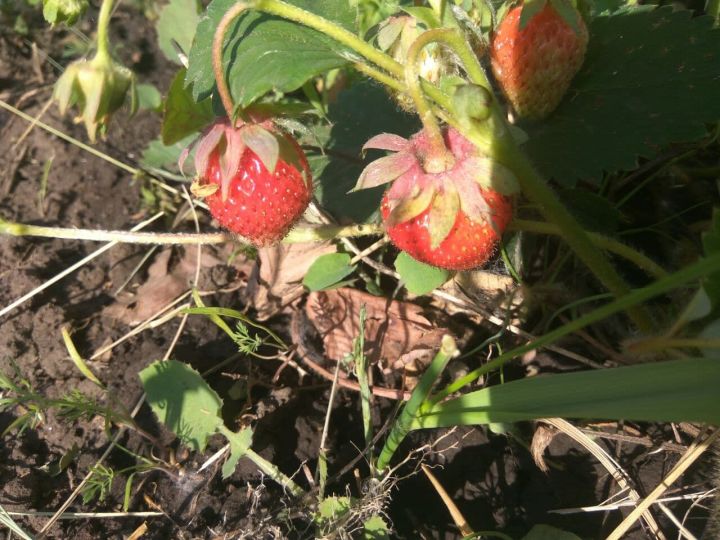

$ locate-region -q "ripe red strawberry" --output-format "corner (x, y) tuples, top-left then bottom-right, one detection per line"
(184, 120), (312, 246)
(381, 188), (512, 270)
(490, 0), (589, 120)
(355, 127), (516, 271)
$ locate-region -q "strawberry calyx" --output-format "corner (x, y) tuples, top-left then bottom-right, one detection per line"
(356, 127), (519, 250)
(181, 118), (311, 201)
(517, 0), (585, 35)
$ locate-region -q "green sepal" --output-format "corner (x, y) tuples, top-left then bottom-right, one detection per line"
(427, 187), (460, 250)
(549, 0), (584, 35)
(241, 125), (280, 175)
(54, 52), (136, 142)
(519, 0), (548, 29)
(387, 185), (436, 227)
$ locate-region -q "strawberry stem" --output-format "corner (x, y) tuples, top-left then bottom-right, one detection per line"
(509, 219), (668, 279)
(404, 30), (455, 172)
(95, 0), (114, 62)
(212, 2), (250, 119)
(0, 219), (384, 246)
(208, 2), (652, 329)
(210, 0), (455, 118)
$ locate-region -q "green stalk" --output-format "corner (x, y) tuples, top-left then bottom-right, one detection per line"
(510, 219), (668, 279)
(403, 31), (455, 171)
(217, 425), (304, 497)
(212, 0), (405, 118)
(429, 251), (720, 405)
(213, 0), (454, 111)
(376, 336), (459, 472)
(245, 448), (304, 497)
(354, 307), (373, 460)
(0, 219), (383, 245)
(95, 0), (114, 62)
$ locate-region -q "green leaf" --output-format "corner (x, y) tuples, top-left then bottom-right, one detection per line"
(156, 0), (201, 64)
(317, 496), (352, 523)
(395, 251), (450, 295)
(139, 360), (223, 452)
(162, 68), (214, 145)
(675, 288), (712, 327)
(136, 83), (162, 111)
(702, 208), (720, 309)
(187, 0), (357, 108)
(221, 427), (253, 479)
(141, 134), (198, 170)
(524, 7), (720, 185)
(303, 253), (356, 291)
(310, 81), (420, 222)
(363, 514), (390, 539)
(522, 524), (582, 540)
(416, 357), (720, 428)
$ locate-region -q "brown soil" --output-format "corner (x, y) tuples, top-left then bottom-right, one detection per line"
(0, 4), (715, 540)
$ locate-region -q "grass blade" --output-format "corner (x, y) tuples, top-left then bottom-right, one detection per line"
(416, 357), (720, 428)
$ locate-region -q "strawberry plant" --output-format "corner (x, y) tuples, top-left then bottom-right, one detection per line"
(2, 0), (720, 537)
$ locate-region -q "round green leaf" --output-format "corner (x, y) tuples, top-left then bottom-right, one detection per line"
(139, 360), (223, 452)
(395, 251), (451, 295)
(303, 253), (357, 291)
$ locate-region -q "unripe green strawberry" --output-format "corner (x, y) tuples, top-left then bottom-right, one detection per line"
(53, 52), (137, 142)
(490, 0), (589, 120)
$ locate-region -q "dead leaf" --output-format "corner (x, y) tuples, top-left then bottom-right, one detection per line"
(305, 288), (449, 375)
(433, 269), (523, 320)
(104, 246), (243, 325)
(530, 423), (558, 473)
(246, 241), (335, 320)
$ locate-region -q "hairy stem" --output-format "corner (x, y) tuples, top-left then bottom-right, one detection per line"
(0, 219), (383, 245)
(404, 30), (454, 170)
(213, 1), (456, 114)
(510, 219), (668, 279)
(212, 2), (249, 119)
(210, 2), (651, 329)
(95, 0), (114, 61)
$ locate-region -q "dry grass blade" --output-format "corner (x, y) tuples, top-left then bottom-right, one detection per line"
(421, 464), (474, 537)
(606, 427), (720, 540)
(541, 418), (665, 539)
